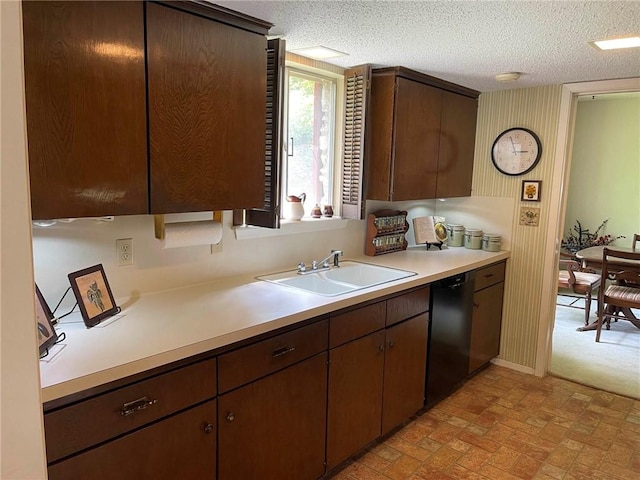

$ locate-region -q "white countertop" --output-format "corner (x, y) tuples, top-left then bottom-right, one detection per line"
(40, 247), (509, 403)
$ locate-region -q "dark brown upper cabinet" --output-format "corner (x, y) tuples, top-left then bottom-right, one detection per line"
(366, 67), (479, 202)
(23, 1), (148, 220)
(146, 2), (269, 214)
(23, 1), (271, 220)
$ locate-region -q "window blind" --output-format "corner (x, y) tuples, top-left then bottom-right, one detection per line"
(341, 64), (371, 220)
(233, 38), (285, 228)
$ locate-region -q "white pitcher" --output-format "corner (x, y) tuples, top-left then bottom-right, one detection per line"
(284, 193), (305, 221)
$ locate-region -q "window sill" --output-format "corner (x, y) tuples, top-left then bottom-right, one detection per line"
(234, 217), (350, 240)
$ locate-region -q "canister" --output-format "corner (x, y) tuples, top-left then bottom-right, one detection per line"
(482, 233), (502, 252)
(447, 224), (465, 247)
(464, 228), (483, 249)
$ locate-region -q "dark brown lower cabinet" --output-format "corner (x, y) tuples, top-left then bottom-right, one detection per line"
(469, 281), (504, 374)
(47, 400), (216, 480)
(218, 353), (328, 480)
(327, 330), (386, 469)
(382, 313), (429, 434)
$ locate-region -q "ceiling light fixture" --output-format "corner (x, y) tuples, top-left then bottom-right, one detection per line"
(289, 46), (348, 60)
(495, 72), (521, 82)
(589, 36), (640, 51)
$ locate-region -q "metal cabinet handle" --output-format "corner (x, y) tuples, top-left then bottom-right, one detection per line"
(388, 341), (395, 348)
(120, 396), (157, 417)
(484, 273), (494, 278)
(272, 346), (296, 358)
(378, 344), (385, 352)
(226, 412), (235, 422)
(203, 423), (214, 434)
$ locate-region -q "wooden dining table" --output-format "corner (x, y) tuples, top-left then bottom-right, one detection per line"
(574, 245), (640, 331)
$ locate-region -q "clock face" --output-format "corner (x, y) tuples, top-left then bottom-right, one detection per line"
(491, 128), (542, 176)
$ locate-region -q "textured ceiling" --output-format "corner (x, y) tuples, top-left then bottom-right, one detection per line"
(214, 0), (640, 92)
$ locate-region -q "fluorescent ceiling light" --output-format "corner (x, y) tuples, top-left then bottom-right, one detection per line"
(590, 36), (640, 51)
(495, 72), (521, 82)
(289, 46), (348, 59)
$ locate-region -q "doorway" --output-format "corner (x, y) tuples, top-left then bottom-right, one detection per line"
(535, 78), (640, 391)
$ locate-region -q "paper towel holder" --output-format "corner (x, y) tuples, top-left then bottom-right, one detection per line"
(154, 211), (223, 243)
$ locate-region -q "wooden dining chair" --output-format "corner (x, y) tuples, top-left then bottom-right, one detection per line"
(595, 247), (640, 342)
(558, 259), (601, 325)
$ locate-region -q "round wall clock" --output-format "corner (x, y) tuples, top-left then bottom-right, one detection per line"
(491, 127), (542, 176)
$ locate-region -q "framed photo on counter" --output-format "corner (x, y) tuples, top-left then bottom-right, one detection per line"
(35, 284), (59, 355)
(68, 264), (119, 328)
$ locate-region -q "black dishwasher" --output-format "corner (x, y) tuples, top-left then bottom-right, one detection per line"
(426, 271), (475, 407)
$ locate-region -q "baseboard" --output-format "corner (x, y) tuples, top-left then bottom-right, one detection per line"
(491, 358), (536, 375)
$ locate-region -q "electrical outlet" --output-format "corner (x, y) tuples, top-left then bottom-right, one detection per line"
(116, 238), (134, 266)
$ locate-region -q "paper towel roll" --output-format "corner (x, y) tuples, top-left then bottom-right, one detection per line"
(160, 221), (222, 249)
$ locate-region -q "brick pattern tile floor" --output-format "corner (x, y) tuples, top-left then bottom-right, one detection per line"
(329, 365), (640, 480)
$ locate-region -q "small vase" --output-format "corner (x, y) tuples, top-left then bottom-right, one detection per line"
(311, 205), (322, 218)
(323, 205), (334, 217)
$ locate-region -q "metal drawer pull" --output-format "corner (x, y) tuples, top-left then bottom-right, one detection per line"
(203, 423), (214, 434)
(120, 396), (158, 417)
(484, 273), (494, 278)
(226, 412), (235, 422)
(272, 346), (296, 358)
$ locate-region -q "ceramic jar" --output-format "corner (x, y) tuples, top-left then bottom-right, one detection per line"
(464, 228), (483, 249)
(323, 205), (334, 217)
(482, 233), (502, 252)
(311, 205), (322, 218)
(447, 224), (464, 247)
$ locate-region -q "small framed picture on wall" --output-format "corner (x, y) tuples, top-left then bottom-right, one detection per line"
(521, 180), (541, 202)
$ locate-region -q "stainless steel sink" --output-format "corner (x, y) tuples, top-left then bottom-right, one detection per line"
(257, 261), (417, 296)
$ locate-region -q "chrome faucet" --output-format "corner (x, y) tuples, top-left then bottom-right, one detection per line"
(297, 250), (343, 274)
(319, 249), (344, 268)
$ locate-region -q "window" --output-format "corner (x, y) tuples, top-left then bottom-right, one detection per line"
(236, 44), (369, 232)
(283, 67), (337, 217)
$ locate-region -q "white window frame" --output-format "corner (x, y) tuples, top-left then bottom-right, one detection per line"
(282, 59), (344, 220)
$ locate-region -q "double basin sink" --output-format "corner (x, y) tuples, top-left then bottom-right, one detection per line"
(257, 260), (417, 296)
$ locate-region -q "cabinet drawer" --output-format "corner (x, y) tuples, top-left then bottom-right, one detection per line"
(330, 301), (386, 348)
(218, 319), (328, 393)
(475, 262), (506, 291)
(45, 357), (217, 463)
(48, 400), (217, 480)
(386, 286), (430, 326)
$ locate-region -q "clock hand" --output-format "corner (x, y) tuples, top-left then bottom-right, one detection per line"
(509, 137), (516, 154)
(517, 151), (528, 153)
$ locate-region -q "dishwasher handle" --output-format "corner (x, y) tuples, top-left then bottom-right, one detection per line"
(436, 272), (474, 290)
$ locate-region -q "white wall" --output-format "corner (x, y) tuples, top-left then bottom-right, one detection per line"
(32, 215), (366, 312)
(0, 1), (48, 478)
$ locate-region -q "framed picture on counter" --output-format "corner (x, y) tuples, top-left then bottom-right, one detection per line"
(35, 284), (59, 356)
(68, 264), (119, 328)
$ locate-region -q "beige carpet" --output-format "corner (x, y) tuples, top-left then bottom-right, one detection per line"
(550, 295), (640, 399)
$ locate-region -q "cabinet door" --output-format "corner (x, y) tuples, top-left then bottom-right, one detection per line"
(436, 92), (478, 198)
(327, 330), (385, 469)
(146, 3), (267, 213)
(469, 282), (504, 373)
(392, 78), (442, 201)
(23, 1), (148, 219)
(47, 400), (216, 480)
(218, 353), (327, 480)
(382, 313), (428, 434)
